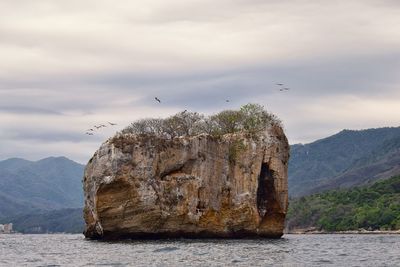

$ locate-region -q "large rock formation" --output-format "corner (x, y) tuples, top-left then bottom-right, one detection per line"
(83, 125), (289, 239)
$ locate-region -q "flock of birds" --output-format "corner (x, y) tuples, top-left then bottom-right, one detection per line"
(276, 83), (290, 92)
(85, 122), (117, 135)
(155, 83), (291, 104)
(86, 83), (290, 136)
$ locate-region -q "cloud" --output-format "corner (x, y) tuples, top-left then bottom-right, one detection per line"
(0, 106), (63, 115)
(0, 0), (399, 162)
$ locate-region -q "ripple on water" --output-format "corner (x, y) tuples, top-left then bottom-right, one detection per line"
(314, 259), (334, 264)
(0, 234), (399, 266)
(95, 263), (126, 266)
(153, 247), (180, 253)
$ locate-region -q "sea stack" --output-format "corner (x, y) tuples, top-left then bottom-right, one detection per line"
(83, 107), (289, 239)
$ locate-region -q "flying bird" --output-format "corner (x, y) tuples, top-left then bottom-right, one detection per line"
(100, 124), (107, 127)
(276, 83), (284, 86)
(155, 97), (161, 103)
(87, 129), (94, 131)
(108, 122), (117, 126)
(226, 100), (230, 102)
(85, 132), (94, 135)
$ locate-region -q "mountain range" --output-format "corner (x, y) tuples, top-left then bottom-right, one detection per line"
(1, 126), (400, 233)
(289, 127), (400, 197)
(0, 156), (84, 218)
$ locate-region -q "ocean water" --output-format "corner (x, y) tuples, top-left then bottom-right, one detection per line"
(0, 234), (399, 266)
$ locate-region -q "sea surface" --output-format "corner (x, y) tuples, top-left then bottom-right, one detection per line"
(0, 234), (399, 266)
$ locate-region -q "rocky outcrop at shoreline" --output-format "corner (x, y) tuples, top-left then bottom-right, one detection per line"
(83, 124), (289, 240)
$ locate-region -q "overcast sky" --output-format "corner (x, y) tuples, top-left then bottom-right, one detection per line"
(1, 0), (399, 163)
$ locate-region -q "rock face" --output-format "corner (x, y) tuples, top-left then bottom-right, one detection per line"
(83, 126), (289, 239)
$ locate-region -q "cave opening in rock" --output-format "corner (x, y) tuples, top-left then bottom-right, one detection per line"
(96, 180), (137, 230)
(257, 162), (277, 217)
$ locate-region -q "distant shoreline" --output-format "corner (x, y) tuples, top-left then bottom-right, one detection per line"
(1, 231), (400, 236)
(286, 229), (400, 235)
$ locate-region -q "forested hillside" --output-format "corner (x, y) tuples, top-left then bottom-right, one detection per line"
(287, 176), (400, 232)
(0, 208), (83, 234)
(289, 127), (400, 196)
(0, 157), (84, 218)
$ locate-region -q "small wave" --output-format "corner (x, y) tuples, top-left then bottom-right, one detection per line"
(153, 247), (180, 253)
(95, 263), (126, 266)
(314, 259), (333, 264)
(193, 252), (208, 256)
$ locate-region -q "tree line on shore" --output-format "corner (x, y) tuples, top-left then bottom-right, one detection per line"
(287, 175), (400, 232)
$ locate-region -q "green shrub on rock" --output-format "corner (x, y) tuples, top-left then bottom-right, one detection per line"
(120, 103), (281, 139)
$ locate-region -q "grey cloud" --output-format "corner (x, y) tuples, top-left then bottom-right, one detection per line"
(0, 106), (63, 115)
(1, 0), (400, 162)
(4, 47), (400, 92)
(7, 132), (87, 143)
(2, 127), (104, 143)
(91, 50), (400, 110)
(1, 48), (399, 117)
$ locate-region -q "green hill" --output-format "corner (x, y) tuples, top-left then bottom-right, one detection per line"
(0, 208), (84, 234)
(286, 175), (400, 232)
(0, 157), (85, 218)
(289, 127), (400, 196)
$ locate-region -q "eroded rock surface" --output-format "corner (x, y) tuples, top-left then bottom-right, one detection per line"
(83, 126), (289, 239)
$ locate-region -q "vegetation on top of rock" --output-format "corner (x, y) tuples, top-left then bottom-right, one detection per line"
(119, 103), (281, 139)
(286, 175), (400, 232)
